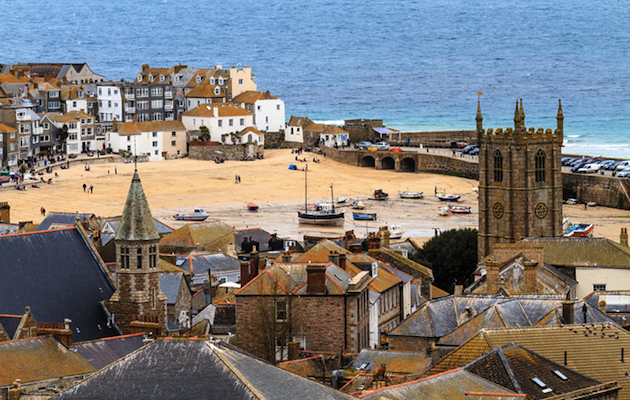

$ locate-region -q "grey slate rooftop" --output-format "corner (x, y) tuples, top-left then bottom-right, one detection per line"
(53, 339), (355, 400)
(0, 227), (117, 341)
(73, 332), (147, 371)
(35, 212), (94, 231)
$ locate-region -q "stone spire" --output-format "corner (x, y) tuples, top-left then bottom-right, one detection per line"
(556, 98), (564, 134)
(115, 170), (159, 241)
(476, 100), (483, 143)
(513, 99), (522, 130)
(519, 99), (525, 128)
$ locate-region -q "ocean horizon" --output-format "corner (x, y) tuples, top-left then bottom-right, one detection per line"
(1, 0), (628, 157)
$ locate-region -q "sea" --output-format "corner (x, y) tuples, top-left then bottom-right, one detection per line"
(1, 0), (629, 158)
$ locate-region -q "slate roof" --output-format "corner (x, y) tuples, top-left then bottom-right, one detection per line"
(102, 216), (173, 243)
(279, 355), (326, 377)
(350, 349), (431, 374)
(53, 339), (355, 400)
(521, 237), (630, 267)
(292, 239), (350, 263)
(585, 290), (630, 313)
(0, 222), (19, 235)
(159, 273), (185, 305)
(287, 115), (313, 128)
(35, 212), (94, 231)
(73, 332), (146, 371)
(358, 368), (523, 399)
(381, 248), (433, 278)
(389, 294), (616, 345)
(0, 314), (22, 339)
(159, 220), (235, 253)
(463, 344), (603, 400)
(427, 323), (630, 400)
(177, 252), (240, 276)
(0, 336), (95, 387)
(115, 170), (160, 241)
(235, 227), (273, 252)
(0, 227), (117, 341)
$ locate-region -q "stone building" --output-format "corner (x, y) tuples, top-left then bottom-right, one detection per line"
(477, 99), (564, 260)
(105, 167), (168, 335)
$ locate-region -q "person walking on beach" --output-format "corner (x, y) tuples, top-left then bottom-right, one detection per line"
(235, 175), (238, 184)
(434, 186), (437, 196)
(90, 185), (94, 193)
(115, 166), (117, 174)
(40, 207), (45, 216)
(83, 183), (87, 192)
(238, 175), (241, 183)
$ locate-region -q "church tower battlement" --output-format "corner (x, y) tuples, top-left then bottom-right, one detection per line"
(477, 99), (564, 261)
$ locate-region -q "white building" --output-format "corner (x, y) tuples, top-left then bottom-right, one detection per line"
(232, 91), (285, 132)
(107, 119), (186, 162)
(182, 103), (255, 144)
(61, 86), (88, 113)
(96, 84), (123, 123)
(285, 115), (312, 144)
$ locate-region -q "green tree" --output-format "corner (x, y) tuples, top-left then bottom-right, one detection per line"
(198, 125), (210, 142)
(410, 228), (478, 293)
(58, 124), (69, 152)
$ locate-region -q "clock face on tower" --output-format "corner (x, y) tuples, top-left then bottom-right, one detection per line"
(493, 203), (504, 219)
(535, 203), (548, 219)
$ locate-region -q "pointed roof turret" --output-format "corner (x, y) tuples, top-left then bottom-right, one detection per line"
(115, 169), (159, 241)
(556, 98), (564, 133)
(519, 98), (525, 125)
(513, 99), (521, 127)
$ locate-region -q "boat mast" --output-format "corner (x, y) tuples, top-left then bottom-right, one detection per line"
(305, 167), (308, 212)
(331, 183), (335, 212)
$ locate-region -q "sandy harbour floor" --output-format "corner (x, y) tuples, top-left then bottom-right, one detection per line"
(2, 149), (630, 245)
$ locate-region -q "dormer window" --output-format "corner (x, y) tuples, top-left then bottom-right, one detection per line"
(214, 87), (220, 95)
(78, 91), (84, 98)
(137, 74), (142, 82)
(196, 76), (202, 84)
(160, 75), (165, 82)
(218, 79), (224, 85)
(210, 78), (215, 85)
(174, 75), (180, 82)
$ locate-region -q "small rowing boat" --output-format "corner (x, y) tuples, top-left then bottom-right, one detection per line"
(351, 201), (366, 210)
(398, 191), (423, 199)
(247, 202), (259, 211)
(437, 194), (461, 202)
(353, 212), (377, 221)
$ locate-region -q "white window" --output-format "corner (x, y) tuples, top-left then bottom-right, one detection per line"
(9, 143), (15, 151)
(108, 101), (112, 107)
(32, 136), (39, 144)
(114, 89), (118, 94)
(152, 141), (158, 147)
(152, 132), (158, 137)
(43, 123), (49, 129)
(154, 150), (158, 155)
(126, 88), (134, 95)
(257, 105), (261, 110)
(42, 135), (50, 142)
(229, 119), (233, 126)
(171, 140), (176, 146)
(177, 150), (181, 155)
(172, 131), (176, 136)
(277, 104), (280, 110)
(137, 74), (142, 82)
(99, 88), (102, 95)
(49, 101), (60, 108)
(137, 88), (149, 97)
(151, 112), (162, 121)
(151, 87), (163, 96)
(137, 101), (149, 110)
(50, 91), (59, 98)
(151, 99), (163, 108)
(81, 119), (85, 124)
(218, 120), (222, 127)
(160, 75), (165, 82)
(275, 299), (287, 322)
(240, 118), (244, 126)
(593, 284), (607, 291)
(238, 79), (243, 85)
(108, 88), (111, 95)
(196, 76), (202, 83)
(73, 101), (77, 107)
(69, 133), (78, 141)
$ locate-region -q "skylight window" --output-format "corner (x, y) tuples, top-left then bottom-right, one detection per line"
(532, 377), (546, 388)
(554, 370), (569, 381)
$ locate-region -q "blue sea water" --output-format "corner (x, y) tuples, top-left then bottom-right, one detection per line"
(1, 0), (629, 157)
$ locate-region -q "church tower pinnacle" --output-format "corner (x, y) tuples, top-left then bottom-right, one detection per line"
(556, 99), (564, 134)
(476, 100), (484, 143)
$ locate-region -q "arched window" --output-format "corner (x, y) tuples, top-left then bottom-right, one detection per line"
(494, 150), (503, 183)
(535, 149), (546, 183)
(248, 134), (253, 143)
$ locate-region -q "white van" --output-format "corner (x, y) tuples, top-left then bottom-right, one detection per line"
(577, 163), (601, 173)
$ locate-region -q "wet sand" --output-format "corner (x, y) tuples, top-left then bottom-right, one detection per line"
(2, 149), (630, 244)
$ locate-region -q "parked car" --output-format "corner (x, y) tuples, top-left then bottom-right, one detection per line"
(373, 142), (391, 150)
(577, 164), (601, 173)
(462, 145), (477, 154)
(618, 168), (630, 178)
(355, 141), (373, 150)
(469, 147), (479, 155)
(571, 163), (587, 173)
(607, 161), (622, 170)
(616, 161), (630, 170)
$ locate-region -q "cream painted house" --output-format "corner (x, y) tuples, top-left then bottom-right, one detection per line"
(181, 103), (254, 144)
(107, 120), (186, 161)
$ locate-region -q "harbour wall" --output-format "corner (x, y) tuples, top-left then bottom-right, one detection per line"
(326, 147), (630, 209)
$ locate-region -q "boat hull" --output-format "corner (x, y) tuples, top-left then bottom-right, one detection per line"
(174, 215), (209, 221)
(298, 211), (345, 226)
(398, 191), (423, 199)
(353, 212), (377, 221)
(437, 194), (461, 202)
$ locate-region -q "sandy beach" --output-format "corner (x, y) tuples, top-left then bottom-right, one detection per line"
(2, 149), (630, 244)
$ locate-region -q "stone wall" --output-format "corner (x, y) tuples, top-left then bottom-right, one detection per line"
(562, 173), (630, 209)
(189, 142), (264, 161)
(264, 131), (301, 149)
(395, 130), (476, 148)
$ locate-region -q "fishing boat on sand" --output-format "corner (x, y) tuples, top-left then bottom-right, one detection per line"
(448, 205), (472, 214)
(247, 202), (259, 211)
(437, 194), (461, 202)
(438, 206), (450, 216)
(353, 212), (377, 221)
(563, 218), (594, 237)
(174, 208), (210, 221)
(351, 201), (366, 210)
(398, 191), (423, 199)
(337, 196), (348, 204)
(372, 189), (388, 200)
(298, 169), (345, 226)
(389, 225), (405, 239)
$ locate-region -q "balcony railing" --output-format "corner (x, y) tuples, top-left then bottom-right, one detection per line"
(165, 104), (173, 110)
(125, 107), (136, 113)
(164, 91), (173, 99)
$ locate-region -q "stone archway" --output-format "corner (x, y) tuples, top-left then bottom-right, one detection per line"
(362, 156), (376, 168)
(382, 157), (395, 170)
(401, 157), (415, 172)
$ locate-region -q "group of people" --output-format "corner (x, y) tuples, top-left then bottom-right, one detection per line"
(82, 183), (94, 193)
(234, 175), (242, 183)
(291, 148), (305, 155)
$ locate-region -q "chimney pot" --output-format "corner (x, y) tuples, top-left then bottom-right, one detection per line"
(306, 264), (327, 294)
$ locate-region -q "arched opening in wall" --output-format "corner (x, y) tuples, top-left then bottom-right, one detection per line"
(362, 156), (375, 168)
(401, 158), (415, 172)
(382, 157), (395, 170)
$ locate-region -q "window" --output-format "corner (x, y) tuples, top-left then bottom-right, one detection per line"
(126, 88), (134, 95)
(247, 104), (251, 111)
(43, 123), (49, 129)
(593, 284), (607, 291)
(257, 105), (261, 110)
(73, 101), (77, 107)
(172, 131), (176, 136)
(229, 119), (233, 126)
(151, 99), (163, 109)
(151, 87), (163, 96)
(554, 370), (569, 381)
(152, 141), (158, 147)
(50, 91), (59, 98)
(108, 88), (111, 95)
(120, 247), (130, 269)
(248, 134), (253, 143)
(137, 88), (149, 97)
(276, 299), (287, 322)
(108, 101), (112, 107)
(114, 89), (118, 94)
(49, 101), (60, 109)
(238, 79), (243, 84)
(154, 150), (158, 155)
(152, 112), (162, 121)
(196, 76), (202, 84)
(32, 136), (38, 144)
(171, 141), (177, 146)
(152, 132), (158, 137)
(42, 135), (50, 142)
(9, 143), (14, 151)
(137, 247), (142, 269)
(218, 120), (223, 127)
(535, 149), (546, 183)
(137, 100), (149, 110)
(494, 150), (503, 183)
(177, 150), (181, 155)
(149, 246), (157, 268)
(240, 118), (244, 126)
(99, 88), (102, 95)
(277, 104), (280, 110)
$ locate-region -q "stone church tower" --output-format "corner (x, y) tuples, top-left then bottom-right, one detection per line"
(105, 167), (167, 335)
(477, 99), (564, 261)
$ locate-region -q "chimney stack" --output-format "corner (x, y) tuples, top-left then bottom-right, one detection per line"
(523, 261), (538, 294)
(599, 300), (607, 314)
(281, 251), (292, 263)
(328, 251), (340, 266)
(454, 285), (463, 296)
(486, 259), (500, 294)
(339, 254), (347, 270)
(0, 202), (10, 223)
(306, 264), (327, 294)
(621, 228), (628, 247)
(112, 118), (118, 131)
(562, 292), (574, 324)
(240, 260), (251, 287)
